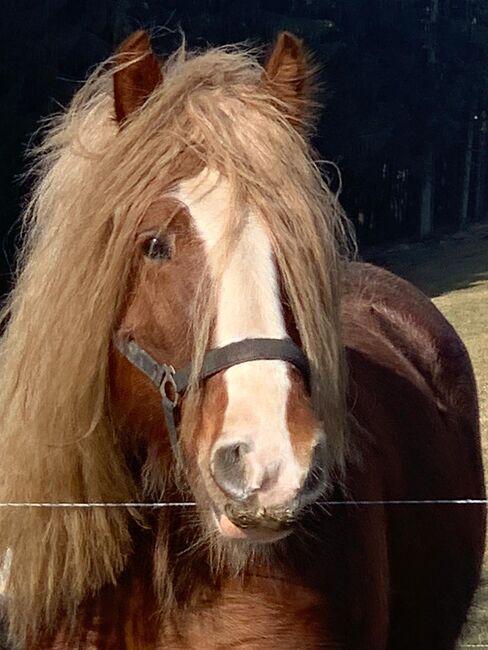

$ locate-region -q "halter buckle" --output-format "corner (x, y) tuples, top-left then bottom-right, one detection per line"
(160, 364), (178, 407)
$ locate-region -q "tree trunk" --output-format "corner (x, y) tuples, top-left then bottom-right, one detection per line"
(419, 0), (439, 239)
(473, 111), (487, 222)
(420, 145), (435, 239)
(460, 116), (475, 230)
(428, 0), (439, 64)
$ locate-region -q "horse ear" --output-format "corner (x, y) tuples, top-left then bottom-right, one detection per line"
(263, 32), (316, 128)
(113, 30), (163, 124)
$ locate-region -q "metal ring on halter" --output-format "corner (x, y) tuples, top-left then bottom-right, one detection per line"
(158, 364), (181, 456)
(159, 364), (178, 407)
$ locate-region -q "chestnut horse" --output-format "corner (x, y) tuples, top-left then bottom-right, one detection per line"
(0, 31), (485, 650)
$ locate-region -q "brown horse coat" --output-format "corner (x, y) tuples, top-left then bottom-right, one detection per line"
(0, 30), (484, 650)
(37, 262), (485, 650)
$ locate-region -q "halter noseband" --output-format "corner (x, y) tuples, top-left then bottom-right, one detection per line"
(113, 337), (311, 455)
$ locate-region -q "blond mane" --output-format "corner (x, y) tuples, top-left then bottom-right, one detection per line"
(0, 42), (352, 645)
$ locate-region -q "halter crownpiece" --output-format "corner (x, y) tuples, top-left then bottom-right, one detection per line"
(112, 336), (311, 455)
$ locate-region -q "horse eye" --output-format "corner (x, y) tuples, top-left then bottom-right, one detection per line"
(141, 235), (173, 261)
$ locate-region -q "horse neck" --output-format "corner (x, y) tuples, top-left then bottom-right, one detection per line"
(42, 514), (219, 649)
(39, 512), (346, 649)
(38, 530), (157, 648)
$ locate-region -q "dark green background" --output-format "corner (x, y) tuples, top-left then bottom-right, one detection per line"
(1, 0), (487, 294)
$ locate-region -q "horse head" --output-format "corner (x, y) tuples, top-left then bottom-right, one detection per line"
(0, 30), (349, 644)
(110, 31), (343, 543)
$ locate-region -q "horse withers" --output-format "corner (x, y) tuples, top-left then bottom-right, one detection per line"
(0, 30), (485, 649)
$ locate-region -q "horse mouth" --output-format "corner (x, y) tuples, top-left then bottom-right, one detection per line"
(212, 501), (297, 543)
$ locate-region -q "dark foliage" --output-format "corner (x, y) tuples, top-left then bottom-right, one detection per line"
(1, 0), (487, 294)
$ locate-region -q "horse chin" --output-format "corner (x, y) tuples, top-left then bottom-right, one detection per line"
(210, 505), (294, 544)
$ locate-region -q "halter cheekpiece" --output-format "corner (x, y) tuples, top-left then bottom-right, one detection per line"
(113, 337), (311, 455)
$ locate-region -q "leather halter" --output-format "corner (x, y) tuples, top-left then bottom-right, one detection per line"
(113, 337), (311, 456)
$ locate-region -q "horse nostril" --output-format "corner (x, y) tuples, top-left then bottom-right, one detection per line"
(211, 442), (250, 501)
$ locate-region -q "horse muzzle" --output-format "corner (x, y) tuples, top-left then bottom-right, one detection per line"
(211, 443), (327, 543)
(214, 499), (299, 542)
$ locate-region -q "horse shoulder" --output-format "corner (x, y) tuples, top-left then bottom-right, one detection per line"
(342, 261), (478, 419)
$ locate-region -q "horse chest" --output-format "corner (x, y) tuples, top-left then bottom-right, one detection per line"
(158, 576), (338, 650)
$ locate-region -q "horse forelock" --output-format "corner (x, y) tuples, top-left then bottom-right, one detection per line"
(0, 40), (353, 645)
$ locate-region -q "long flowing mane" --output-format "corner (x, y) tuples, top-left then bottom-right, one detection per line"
(0, 42), (351, 645)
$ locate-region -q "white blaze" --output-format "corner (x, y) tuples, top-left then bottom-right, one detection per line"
(174, 170), (304, 501)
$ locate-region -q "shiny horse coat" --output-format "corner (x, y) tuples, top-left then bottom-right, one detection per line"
(0, 30), (484, 650)
(40, 263), (485, 650)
